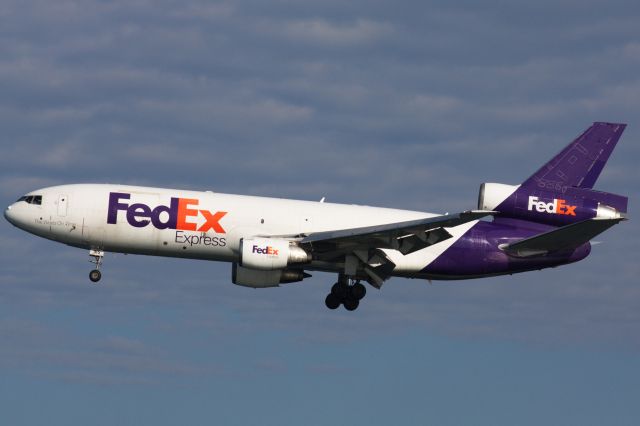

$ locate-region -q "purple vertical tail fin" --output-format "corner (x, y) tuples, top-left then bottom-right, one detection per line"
(522, 122), (626, 190)
(484, 122), (629, 226)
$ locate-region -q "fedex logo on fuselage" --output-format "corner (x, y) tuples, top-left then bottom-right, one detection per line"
(527, 196), (577, 216)
(107, 192), (227, 232)
(252, 245), (279, 256)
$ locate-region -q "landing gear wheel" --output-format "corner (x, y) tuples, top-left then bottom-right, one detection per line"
(325, 276), (366, 310)
(350, 282), (367, 300)
(88, 249), (104, 283)
(331, 282), (348, 298)
(325, 293), (340, 310)
(343, 298), (359, 311)
(89, 269), (102, 283)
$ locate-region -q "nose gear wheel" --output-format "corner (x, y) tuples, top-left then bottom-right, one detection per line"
(88, 249), (104, 283)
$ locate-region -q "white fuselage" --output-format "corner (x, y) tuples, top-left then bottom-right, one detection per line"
(4, 184), (476, 276)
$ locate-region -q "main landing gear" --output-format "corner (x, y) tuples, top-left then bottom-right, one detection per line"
(325, 276), (367, 311)
(88, 249), (104, 283)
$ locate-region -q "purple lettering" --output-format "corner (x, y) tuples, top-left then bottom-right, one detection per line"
(151, 197), (178, 229)
(127, 203), (152, 227)
(252, 245), (278, 255)
(107, 192), (131, 224)
(106, 192), (225, 234)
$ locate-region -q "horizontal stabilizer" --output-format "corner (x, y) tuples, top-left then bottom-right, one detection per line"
(501, 217), (625, 257)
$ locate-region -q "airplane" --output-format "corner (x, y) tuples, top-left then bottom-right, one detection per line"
(4, 122), (629, 311)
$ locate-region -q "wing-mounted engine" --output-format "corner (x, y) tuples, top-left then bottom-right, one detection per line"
(232, 263), (311, 288)
(239, 237), (311, 270)
(232, 237), (313, 288)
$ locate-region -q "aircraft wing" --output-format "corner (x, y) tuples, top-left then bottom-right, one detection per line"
(501, 217), (625, 257)
(300, 210), (495, 257)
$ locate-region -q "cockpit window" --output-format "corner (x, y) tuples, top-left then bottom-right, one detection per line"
(16, 195), (42, 205)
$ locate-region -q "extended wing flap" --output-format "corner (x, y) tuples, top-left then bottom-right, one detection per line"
(502, 217), (625, 257)
(301, 210), (495, 255)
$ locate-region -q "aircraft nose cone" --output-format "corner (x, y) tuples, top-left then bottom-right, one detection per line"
(4, 205), (16, 225)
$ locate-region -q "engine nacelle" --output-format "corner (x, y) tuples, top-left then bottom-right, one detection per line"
(232, 263), (310, 288)
(478, 182), (520, 210)
(240, 237), (311, 270)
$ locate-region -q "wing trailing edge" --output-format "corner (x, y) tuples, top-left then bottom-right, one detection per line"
(301, 210), (496, 255)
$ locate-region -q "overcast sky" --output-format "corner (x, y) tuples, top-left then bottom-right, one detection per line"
(1, 1), (639, 425)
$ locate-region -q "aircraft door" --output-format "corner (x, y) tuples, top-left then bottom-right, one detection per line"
(57, 194), (68, 216)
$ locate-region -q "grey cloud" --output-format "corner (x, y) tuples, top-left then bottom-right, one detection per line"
(0, 0), (639, 391)
(0, 316), (221, 385)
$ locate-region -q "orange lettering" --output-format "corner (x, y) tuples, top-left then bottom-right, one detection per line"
(197, 210), (227, 233)
(177, 198), (199, 231)
(557, 199), (567, 214)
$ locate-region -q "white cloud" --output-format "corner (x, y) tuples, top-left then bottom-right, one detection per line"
(279, 18), (393, 45)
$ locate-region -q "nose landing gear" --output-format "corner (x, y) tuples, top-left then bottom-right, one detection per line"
(89, 269), (102, 282)
(88, 249), (104, 283)
(324, 277), (367, 311)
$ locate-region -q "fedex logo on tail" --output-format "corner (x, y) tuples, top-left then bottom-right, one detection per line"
(107, 192), (227, 232)
(527, 196), (576, 216)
